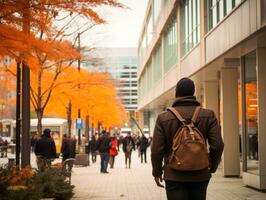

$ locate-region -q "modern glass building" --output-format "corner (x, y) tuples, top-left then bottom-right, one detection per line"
(137, 0), (266, 190)
(85, 48), (138, 114)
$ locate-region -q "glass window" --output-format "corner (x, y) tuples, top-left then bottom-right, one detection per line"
(226, 0), (233, 13)
(243, 51), (259, 174)
(144, 69), (148, 94)
(154, 0), (162, 23)
(209, 0), (242, 30)
(140, 32), (147, 63)
(164, 16), (177, 73)
(181, 0), (200, 56)
(147, 11), (153, 46)
(147, 61), (152, 90)
(153, 44), (162, 83)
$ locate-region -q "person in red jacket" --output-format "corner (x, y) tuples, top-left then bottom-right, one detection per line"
(109, 134), (118, 168)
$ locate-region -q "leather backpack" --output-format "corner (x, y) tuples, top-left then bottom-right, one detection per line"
(167, 107), (209, 171)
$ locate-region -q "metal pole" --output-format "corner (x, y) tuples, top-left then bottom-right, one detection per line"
(77, 33), (81, 147)
(86, 115), (90, 166)
(21, 63), (31, 167)
(16, 62), (21, 167)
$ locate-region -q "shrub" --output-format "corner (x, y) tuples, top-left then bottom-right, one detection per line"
(0, 165), (42, 200)
(0, 164), (74, 200)
(33, 168), (74, 200)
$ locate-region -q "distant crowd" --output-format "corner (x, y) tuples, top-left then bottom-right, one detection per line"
(31, 128), (152, 173)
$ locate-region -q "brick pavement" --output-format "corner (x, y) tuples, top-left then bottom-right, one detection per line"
(71, 150), (266, 200)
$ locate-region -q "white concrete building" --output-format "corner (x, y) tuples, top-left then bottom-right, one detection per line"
(137, 0), (266, 190)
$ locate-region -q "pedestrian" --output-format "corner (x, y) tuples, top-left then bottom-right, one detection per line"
(151, 78), (224, 200)
(139, 134), (149, 163)
(122, 132), (135, 168)
(70, 136), (77, 158)
(135, 135), (141, 157)
(61, 134), (76, 161)
(89, 135), (98, 163)
(96, 130), (111, 173)
(35, 128), (57, 170)
(60, 134), (76, 174)
(117, 134), (123, 152)
(109, 133), (118, 168)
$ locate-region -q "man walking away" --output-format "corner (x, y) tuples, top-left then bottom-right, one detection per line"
(89, 135), (98, 163)
(35, 129), (57, 171)
(151, 78), (224, 200)
(139, 134), (149, 163)
(96, 130), (111, 173)
(122, 132), (135, 168)
(61, 134), (76, 161)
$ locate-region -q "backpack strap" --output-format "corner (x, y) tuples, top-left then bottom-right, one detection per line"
(191, 106), (201, 124)
(167, 107), (186, 125)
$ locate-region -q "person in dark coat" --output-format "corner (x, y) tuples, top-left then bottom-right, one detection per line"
(122, 132), (135, 168)
(139, 134), (149, 163)
(61, 134), (76, 161)
(151, 78), (224, 200)
(96, 130), (111, 173)
(35, 129), (57, 170)
(89, 135), (98, 163)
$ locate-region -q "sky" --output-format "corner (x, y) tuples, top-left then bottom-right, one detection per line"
(82, 0), (148, 48)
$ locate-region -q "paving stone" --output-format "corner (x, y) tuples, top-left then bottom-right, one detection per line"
(71, 150), (266, 200)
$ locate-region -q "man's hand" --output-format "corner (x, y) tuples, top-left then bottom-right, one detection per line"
(154, 176), (164, 188)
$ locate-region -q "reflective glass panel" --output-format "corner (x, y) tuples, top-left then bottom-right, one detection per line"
(244, 51), (259, 174)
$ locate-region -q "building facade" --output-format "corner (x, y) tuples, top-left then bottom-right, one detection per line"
(137, 0), (266, 190)
(86, 48), (138, 115)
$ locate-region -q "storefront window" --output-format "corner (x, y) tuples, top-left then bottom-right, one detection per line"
(243, 51), (259, 174)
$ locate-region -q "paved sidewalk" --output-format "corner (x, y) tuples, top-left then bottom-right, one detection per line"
(71, 151), (266, 200)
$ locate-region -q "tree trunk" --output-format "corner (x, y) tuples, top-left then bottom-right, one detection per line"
(36, 109), (43, 136)
(36, 69), (43, 136)
(67, 101), (72, 136)
(85, 115), (89, 141)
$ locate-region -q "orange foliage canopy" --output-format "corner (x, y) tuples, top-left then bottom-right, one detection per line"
(1, 0), (126, 130)
(44, 67), (125, 128)
(0, 0), (124, 70)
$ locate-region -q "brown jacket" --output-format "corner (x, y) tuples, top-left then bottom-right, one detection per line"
(151, 96), (224, 182)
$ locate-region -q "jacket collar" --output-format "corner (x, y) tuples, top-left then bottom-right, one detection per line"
(172, 96), (201, 107)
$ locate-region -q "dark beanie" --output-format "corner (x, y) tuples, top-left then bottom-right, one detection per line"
(43, 128), (51, 138)
(175, 78), (195, 97)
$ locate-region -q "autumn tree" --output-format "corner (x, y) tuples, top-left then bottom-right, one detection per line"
(44, 67), (124, 134)
(1, 0), (125, 135)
